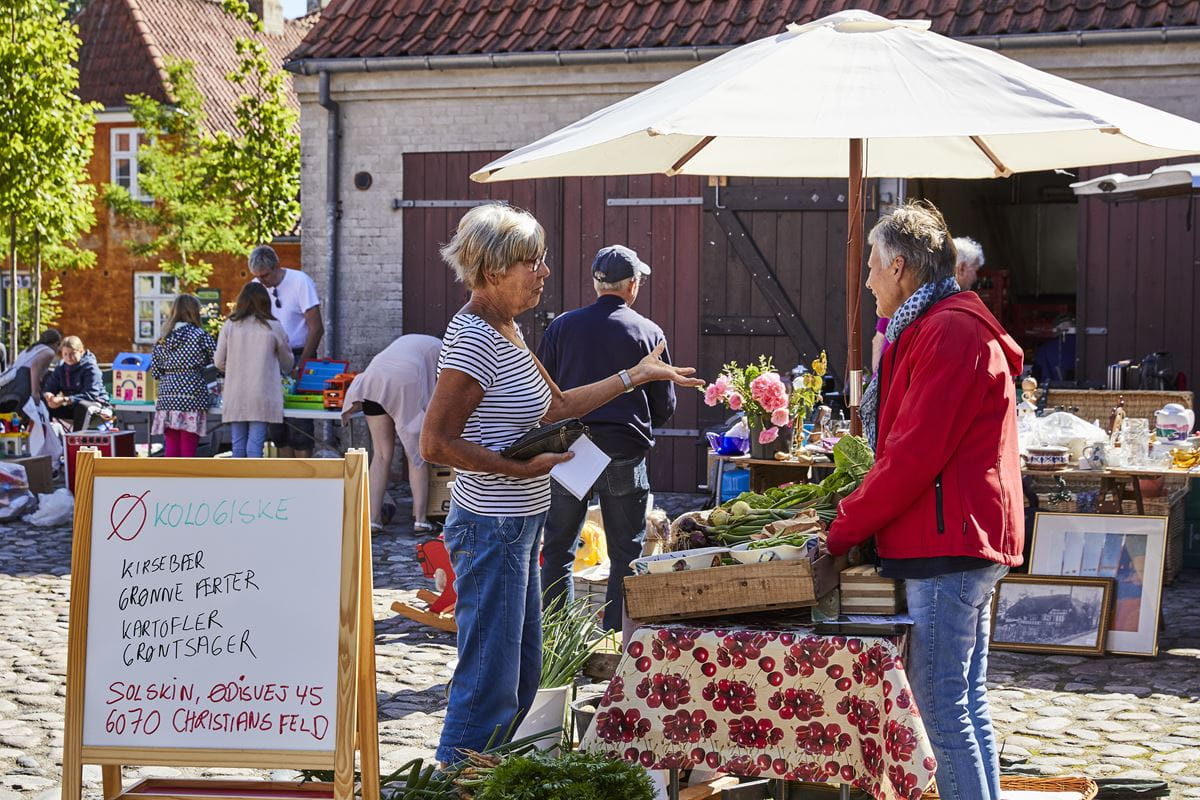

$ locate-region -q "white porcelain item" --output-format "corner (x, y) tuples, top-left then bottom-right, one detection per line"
(633, 547), (729, 574)
(1079, 442), (1107, 470)
(1155, 403), (1194, 442)
(1026, 445), (1070, 470)
(730, 542), (812, 561)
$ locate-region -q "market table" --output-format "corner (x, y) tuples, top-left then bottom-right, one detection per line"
(712, 453), (837, 496)
(580, 622), (935, 800)
(111, 402), (361, 452)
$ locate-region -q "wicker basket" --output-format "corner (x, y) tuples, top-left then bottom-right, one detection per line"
(923, 775), (1097, 799)
(1043, 389), (1192, 426)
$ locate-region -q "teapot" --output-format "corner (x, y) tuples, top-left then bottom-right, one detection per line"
(1155, 403), (1194, 442)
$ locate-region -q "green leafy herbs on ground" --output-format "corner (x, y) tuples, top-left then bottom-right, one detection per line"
(540, 590), (603, 689)
(299, 727), (558, 800)
(461, 749), (655, 800)
(103, 59), (243, 290)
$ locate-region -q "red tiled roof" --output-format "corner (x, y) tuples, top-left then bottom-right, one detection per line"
(288, 0), (1200, 62)
(76, 0), (315, 132)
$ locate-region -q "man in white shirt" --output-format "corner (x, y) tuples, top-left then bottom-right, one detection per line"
(248, 245), (325, 458)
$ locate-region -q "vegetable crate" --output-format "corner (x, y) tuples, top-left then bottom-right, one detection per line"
(623, 553), (845, 623)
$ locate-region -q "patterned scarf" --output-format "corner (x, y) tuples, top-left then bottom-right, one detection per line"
(860, 276), (961, 449)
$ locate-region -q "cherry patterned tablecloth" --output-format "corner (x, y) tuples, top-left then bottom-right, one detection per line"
(580, 624), (937, 800)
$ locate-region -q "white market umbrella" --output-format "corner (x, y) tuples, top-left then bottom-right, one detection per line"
(471, 9), (1200, 428)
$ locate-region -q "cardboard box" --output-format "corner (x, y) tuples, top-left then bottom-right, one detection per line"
(427, 465), (456, 518)
(4, 455), (52, 494)
(112, 352), (156, 403)
(623, 553), (845, 623)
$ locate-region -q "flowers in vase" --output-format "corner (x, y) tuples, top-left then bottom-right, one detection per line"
(702, 353), (827, 444)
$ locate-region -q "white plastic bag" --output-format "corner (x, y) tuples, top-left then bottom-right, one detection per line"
(24, 488), (73, 527)
(0, 463), (36, 522)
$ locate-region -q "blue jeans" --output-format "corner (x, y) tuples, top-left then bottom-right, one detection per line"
(230, 421), (269, 458)
(541, 456), (648, 631)
(436, 503), (545, 764)
(905, 563), (1009, 800)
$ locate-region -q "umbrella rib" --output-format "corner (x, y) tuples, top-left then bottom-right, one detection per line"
(970, 136), (1013, 178)
(667, 136), (716, 175)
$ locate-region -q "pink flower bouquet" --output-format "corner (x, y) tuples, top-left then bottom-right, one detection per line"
(702, 353), (827, 445)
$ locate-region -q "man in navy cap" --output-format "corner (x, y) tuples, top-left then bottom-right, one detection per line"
(537, 244), (677, 629)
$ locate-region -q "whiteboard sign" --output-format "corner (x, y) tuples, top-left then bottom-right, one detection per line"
(82, 476), (344, 751)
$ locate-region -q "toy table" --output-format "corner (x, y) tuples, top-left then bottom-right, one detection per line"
(580, 623), (935, 800)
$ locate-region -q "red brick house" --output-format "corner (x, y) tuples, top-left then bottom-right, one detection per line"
(63, 0), (312, 361)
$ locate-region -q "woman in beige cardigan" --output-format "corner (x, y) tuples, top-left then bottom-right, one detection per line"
(215, 283), (294, 457)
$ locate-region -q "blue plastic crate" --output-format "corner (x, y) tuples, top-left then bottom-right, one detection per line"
(295, 359), (349, 393)
(719, 467), (750, 503)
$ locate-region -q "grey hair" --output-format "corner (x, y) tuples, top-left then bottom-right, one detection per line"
(867, 201), (956, 286)
(248, 245), (279, 274)
(439, 203), (545, 290)
(594, 276), (636, 295)
(953, 236), (985, 270)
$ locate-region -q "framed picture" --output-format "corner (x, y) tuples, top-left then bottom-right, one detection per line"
(1029, 512), (1166, 656)
(990, 575), (1114, 655)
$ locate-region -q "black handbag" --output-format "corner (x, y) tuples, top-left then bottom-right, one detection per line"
(501, 419), (588, 460)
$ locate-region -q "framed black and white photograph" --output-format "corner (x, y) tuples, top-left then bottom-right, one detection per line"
(1029, 513), (1167, 656)
(991, 575), (1113, 656)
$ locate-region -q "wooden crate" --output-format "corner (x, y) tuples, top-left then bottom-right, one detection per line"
(839, 565), (904, 614)
(623, 553), (844, 623)
(1043, 388), (1192, 426)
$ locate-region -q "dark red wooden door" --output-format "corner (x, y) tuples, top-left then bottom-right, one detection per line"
(401, 152), (704, 492)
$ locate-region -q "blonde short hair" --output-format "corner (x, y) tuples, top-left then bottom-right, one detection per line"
(61, 335), (85, 352)
(868, 200), (956, 286)
(439, 203), (545, 290)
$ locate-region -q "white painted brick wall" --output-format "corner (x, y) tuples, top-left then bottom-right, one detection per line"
(293, 44), (1200, 368)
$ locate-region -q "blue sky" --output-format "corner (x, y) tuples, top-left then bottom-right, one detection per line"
(282, 0), (307, 18)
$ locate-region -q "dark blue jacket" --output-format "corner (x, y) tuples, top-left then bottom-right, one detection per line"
(537, 294), (676, 459)
(44, 351), (108, 406)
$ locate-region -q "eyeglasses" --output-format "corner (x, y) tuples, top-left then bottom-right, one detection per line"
(525, 256), (548, 273)
(268, 286), (281, 308)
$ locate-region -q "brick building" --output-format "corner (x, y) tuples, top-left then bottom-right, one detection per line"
(64, 0), (313, 362)
(285, 0), (1200, 491)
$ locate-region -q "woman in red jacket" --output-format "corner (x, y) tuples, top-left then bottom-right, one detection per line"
(827, 202), (1023, 800)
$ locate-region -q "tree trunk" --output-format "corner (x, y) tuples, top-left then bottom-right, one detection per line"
(7, 215), (16, 363)
(33, 232), (42, 345)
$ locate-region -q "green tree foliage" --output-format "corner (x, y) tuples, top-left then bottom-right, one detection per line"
(216, 0), (301, 244)
(0, 0), (98, 349)
(103, 59), (244, 290)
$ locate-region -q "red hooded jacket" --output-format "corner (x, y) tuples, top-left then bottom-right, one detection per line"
(826, 292), (1025, 565)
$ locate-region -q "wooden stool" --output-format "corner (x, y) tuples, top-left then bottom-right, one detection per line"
(1098, 475), (1144, 514)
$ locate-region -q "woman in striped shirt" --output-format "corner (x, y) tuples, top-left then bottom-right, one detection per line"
(422, 203), (701, 765)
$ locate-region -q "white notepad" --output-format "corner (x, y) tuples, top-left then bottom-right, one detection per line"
(550, 434), (611, 500)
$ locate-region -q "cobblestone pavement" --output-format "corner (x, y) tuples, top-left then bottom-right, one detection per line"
(1, 489), (1198, 797)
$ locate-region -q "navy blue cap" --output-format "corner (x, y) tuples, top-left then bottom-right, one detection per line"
(591, 245), (651, 283)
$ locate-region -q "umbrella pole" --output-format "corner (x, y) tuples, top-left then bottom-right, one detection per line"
(846, 138), (864, 436)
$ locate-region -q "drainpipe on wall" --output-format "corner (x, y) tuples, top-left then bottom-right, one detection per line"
(318, 70), (340, 359)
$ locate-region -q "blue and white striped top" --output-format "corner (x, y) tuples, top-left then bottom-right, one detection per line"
(438, 314), (553, 516)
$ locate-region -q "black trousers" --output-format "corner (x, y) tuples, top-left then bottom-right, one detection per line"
(48, 402), (91, 432)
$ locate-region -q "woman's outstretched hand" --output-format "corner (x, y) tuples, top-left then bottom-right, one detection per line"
(633, 341), (705, 388)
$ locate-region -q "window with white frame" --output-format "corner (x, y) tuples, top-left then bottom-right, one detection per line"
(111, 127), (150, 201)
(133, 273), (178, 344)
